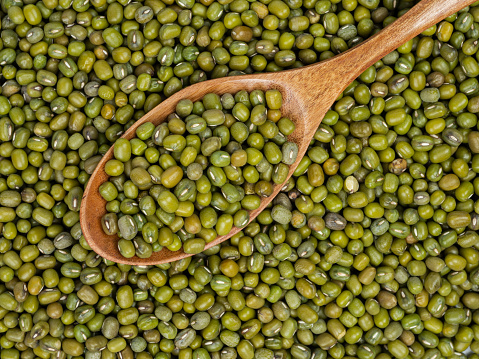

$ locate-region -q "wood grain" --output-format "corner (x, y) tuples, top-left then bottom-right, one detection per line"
(81, 0), (476, 265)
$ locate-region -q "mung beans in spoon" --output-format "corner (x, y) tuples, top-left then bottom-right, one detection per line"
(100, 90), (298, 258)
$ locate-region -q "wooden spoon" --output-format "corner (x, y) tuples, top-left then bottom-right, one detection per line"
(81, 0), (475, 265)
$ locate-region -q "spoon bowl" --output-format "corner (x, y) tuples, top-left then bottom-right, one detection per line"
(81, 0), (474, 264)
(80, 74), (320, 264)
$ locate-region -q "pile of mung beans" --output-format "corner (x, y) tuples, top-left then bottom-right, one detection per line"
(100, 90), (299, 258)
(4, 0), (479, 359)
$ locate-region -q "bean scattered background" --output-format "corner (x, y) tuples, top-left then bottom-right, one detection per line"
(3, 1), (479, 359)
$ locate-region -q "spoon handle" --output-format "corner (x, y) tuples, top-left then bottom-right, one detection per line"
(302, 0), (476, 105)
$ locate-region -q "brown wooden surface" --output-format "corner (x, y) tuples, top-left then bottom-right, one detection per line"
(81, 0), (476, 265)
